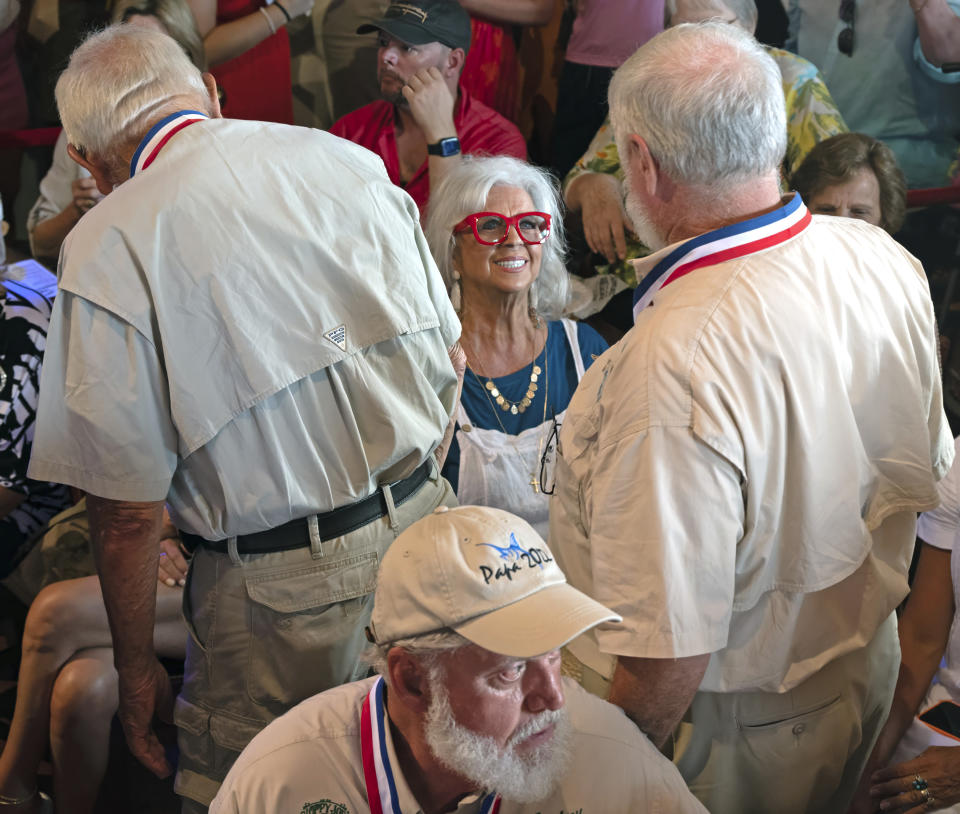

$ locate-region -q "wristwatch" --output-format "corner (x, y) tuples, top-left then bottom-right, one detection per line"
(427, 136), (461, 157)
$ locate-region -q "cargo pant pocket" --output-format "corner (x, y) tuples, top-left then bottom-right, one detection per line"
(173, 696), (264, 806)
(244, 551), (380, 715)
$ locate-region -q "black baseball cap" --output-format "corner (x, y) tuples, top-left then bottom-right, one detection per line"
(357, 1), (472, 54)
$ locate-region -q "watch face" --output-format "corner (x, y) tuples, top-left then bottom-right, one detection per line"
(430, 137), (461, 157)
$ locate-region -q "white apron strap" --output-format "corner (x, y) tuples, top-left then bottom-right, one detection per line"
(560, 318), (586, 381)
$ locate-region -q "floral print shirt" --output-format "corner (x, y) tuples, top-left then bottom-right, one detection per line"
(564, 46), (848, 286)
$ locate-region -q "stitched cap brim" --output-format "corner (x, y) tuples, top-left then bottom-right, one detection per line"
(357, 19), (445, 46)
(452, 582), (621, 659)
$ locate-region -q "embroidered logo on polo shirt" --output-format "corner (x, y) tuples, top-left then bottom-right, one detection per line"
(324, 324), (346, 351)
(300, 800), (349, 814)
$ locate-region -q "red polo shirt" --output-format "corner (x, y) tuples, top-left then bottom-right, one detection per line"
(329, 87), (527, 212)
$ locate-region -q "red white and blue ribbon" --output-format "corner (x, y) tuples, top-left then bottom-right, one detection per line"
(632, 192), (811, 322)
(360, 677), (501, 814)
(129, 110), (208, 177)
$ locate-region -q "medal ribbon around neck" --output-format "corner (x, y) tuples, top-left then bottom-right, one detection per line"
(129, 110), (208, 177)
(631, 193), (811, 322)
(360, 677), (501, 814)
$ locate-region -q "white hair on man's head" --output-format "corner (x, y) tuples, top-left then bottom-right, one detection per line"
(663, 0), (758, 32)
(364, 630), (471, 684)
(609, 22), (785, 189)
(55, 24), (208, 158)
(424, 155), (569, 320)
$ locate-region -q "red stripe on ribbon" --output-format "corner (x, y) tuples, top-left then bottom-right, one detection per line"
(662, 209), (812, 290)
(140, 118), (200, 172)
(360, 692), (384, 814)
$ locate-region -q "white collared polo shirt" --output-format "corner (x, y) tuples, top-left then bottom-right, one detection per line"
(209, 676), (706, 814)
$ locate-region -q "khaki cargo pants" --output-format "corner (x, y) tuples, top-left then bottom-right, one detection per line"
(677, 613), (900, 814)
(174, 465), (455, 812)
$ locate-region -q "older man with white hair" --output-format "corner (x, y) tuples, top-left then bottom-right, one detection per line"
(28, 24), (465, 812)
(210, 505), (707, 814)
(549, 21), (954, 814)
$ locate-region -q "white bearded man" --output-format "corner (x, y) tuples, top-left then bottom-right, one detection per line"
(210, 506), (707, 814)
(548, 21), (954, 814)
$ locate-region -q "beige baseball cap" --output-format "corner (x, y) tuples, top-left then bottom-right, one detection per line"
(369, 505), (620, 658)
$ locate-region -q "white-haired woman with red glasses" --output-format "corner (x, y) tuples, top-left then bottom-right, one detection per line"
(424, 155), (608, 538)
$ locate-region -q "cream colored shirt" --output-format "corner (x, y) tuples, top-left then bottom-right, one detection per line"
(210, 676), (707, 814)
(28, 119), (460, 538)
(550, 211), (953, 693)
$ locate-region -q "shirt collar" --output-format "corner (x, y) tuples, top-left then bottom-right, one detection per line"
(129, 110), (208, 177)
(631, 192), (811, 321)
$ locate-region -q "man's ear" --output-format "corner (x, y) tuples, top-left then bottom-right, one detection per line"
(66, 145), (114, 196)
(201, 72), (223, 119)
(445, 47), (466, 79)
(625, 134), (662, 201)
(387, 649), (433, 714)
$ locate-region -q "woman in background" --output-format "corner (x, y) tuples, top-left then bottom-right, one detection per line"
(186, 0), (313, 124)
(791, 132), (907, 235)
(425, 155), (607, 538)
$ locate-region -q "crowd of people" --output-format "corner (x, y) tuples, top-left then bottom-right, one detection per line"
(3, 0), (960, 813)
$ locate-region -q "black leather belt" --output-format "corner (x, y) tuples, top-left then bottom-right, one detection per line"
(180, 460), (432, 555)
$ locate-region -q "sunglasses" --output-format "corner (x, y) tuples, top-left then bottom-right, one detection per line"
(838, 0), (854, 56)
(454, 211), (552, 246)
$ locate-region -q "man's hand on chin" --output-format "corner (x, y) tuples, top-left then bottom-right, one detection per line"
(402, 66), (457, 144)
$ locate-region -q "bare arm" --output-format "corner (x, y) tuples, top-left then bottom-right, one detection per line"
(878, 544), (954, 761)
(913, 0), (960, 67)
(848, 543), (954, 813)
(457, 0), (554, 26)
(30, 205), (82, 261)
(186, 0), (314, 68)
(402, 68), (463, 203)
(87, 494), (174, 777)
(609, 653), (711, 748)
(0, 485), (25, 519)
(30, 178), (103, 261)
(565, 172), (633, 263)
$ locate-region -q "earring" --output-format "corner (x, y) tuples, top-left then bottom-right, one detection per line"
(451, 269), (462, 312)
(528, 286), (540, 327)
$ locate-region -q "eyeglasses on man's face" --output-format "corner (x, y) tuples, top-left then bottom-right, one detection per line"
(453, 211), (552, 246)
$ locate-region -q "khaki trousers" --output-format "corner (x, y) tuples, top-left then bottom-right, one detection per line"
(174, 465), (456, 812)
(678, 613), (900, 814)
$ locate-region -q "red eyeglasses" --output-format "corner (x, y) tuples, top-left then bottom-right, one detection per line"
(453, 211), (552, 246)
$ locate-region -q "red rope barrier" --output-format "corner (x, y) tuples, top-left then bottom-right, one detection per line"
(907, 186), (960, 208)
(0, 127), (62, 150)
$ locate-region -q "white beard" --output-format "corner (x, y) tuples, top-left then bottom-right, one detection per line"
(623, 170), (667, 251)
(422, 670), (572, 803)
